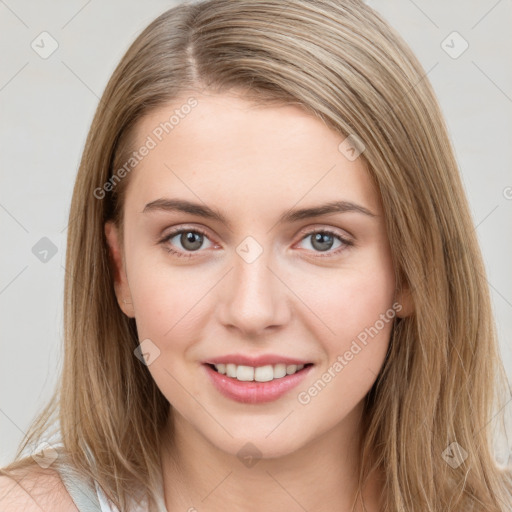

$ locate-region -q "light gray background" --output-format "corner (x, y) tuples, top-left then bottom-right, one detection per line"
(1, 0), (511, 466)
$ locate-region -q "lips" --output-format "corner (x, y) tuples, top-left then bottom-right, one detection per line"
(204, 354), (312, 367)
(202, 354), (314, 404)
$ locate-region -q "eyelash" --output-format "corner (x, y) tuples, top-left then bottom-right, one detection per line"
(159, 226), (354, 259)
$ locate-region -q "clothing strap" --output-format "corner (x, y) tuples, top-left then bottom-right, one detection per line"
(56, 461), (103, 512)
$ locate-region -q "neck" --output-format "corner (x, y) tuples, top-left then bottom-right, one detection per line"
(159, 402), (384, 512)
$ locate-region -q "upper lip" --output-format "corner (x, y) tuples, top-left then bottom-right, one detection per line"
(204, 354), (313, 367)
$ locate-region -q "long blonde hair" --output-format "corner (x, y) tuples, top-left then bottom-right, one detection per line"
(2, 1), (511, 510)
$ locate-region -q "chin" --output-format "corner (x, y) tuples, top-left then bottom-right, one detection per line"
(203, 423), (310, 462)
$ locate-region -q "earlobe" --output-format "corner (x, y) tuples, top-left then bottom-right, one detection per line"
(394, 284), (414, 319)
(104, 221), (135, 318)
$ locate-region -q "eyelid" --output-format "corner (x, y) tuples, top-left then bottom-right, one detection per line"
(295, 223), (353, 242)
(292, 226), (354, 257)
(160, 224), (212, 240)
(159, 223), (352, 242)
(159, 223), (354, 257)
(158, 224), (218, 249)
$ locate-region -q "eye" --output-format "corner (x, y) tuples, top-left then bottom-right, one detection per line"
(159, 227), (215, 258)
(296, 229), (353, 256)
(159, 226), (353, 259)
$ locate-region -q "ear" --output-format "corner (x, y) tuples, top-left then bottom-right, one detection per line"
(394, 282), (414, 319)
(104, 221), (135, 318)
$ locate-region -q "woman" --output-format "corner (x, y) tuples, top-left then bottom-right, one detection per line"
(1, 0), (511, 511)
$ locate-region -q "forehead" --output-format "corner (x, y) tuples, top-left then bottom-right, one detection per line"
(124, 91), (381, 217)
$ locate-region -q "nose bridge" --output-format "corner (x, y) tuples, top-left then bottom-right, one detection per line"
(217, 239), (289, 335)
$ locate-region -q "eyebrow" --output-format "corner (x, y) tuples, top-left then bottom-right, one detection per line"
(142, 198), (377, 229)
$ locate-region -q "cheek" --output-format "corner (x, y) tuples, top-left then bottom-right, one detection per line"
(294, 273), (396, 417)
(127, 260), (208, 405)
(126, 251), (199, 342)
(337, 272), (395, 342)
(294, 258), (395, 347)
(289, 251), (396, 405)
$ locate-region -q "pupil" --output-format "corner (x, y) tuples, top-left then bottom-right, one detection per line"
(312, 233), (333, 251)
(182, 231), (203, 251)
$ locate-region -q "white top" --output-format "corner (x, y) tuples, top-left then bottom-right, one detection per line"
(31, 436), (168, 511)
(56, 457), (168, 512)
(95, 481), (157, 512)
(96, 481), (122, 512)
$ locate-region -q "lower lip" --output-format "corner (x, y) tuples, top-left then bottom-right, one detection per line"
(203, 364), (313, 404)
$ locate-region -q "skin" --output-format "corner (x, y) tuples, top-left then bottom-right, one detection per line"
(105, 90), (412, 512)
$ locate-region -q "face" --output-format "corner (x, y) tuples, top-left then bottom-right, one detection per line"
(105, 90), (410, 459)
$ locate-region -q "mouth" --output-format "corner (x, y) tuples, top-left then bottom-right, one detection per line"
(202, 361), (315, 404)
(205, 362), (314, 383)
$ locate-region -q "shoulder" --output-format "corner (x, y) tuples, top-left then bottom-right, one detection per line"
(0, 465), (78, 512)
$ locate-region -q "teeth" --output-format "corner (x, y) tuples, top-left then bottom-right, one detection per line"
(212, 362), (308, 382)
(254, 365), (273, 382)
(273, 363), (287, 378)
(286, 364), (297, 374)
(226, 363), (237, 378)
(236, 365), (254, 381)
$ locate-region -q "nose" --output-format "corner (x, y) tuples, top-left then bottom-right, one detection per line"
(216, 248), (291, 338)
